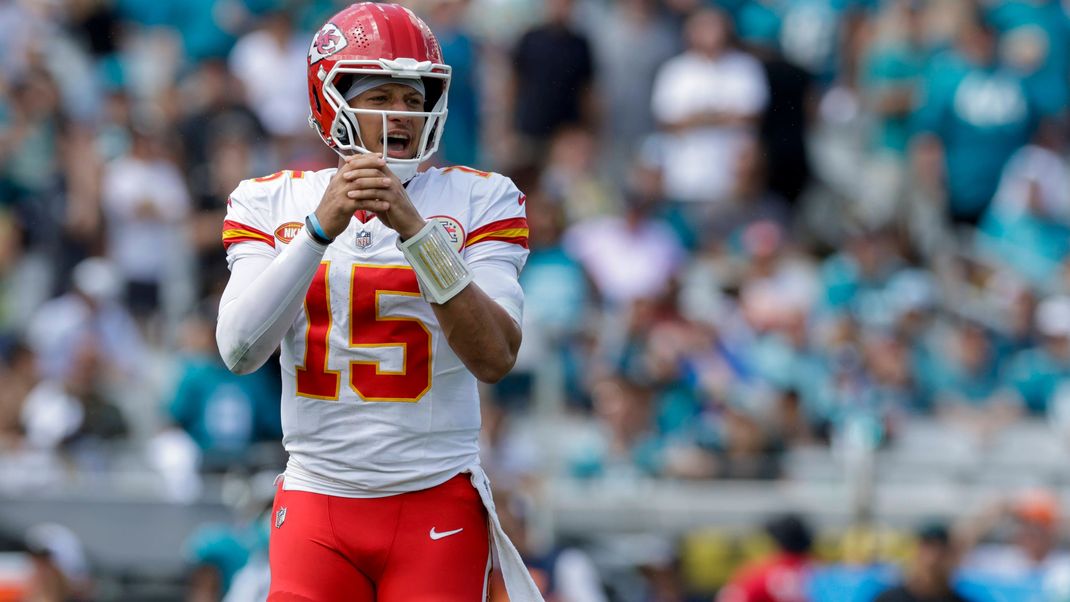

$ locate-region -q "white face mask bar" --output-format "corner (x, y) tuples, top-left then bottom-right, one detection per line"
(338, 106), (443, 182)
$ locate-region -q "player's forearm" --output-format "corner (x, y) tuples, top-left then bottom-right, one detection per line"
(216, 229), (327, 374)
(431, 285), (521, 384)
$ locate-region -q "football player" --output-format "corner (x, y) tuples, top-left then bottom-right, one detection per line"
(215, 3), (541, 600)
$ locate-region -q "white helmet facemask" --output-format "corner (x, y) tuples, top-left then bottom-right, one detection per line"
(314, 59), (450, 183)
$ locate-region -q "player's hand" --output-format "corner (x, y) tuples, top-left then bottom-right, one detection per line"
(339, 153), (425, 240)
(315, 154), (377, 239)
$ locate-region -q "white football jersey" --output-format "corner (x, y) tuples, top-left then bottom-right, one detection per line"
(221, 166), (528, 496)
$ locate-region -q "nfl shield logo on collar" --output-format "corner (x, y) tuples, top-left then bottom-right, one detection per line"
(275, 507), (287, 529)
(356, 230), (373, 249)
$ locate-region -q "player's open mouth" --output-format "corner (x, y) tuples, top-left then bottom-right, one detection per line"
(385, 132), (411, 158)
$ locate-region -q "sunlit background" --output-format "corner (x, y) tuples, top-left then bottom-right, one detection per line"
(1, 0), (1070, 599)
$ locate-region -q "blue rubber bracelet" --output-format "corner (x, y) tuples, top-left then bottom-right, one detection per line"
(306, 213), (333, 243)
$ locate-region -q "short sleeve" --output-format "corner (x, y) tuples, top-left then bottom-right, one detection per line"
(651, 58), (687, 124)
(463, 174), (529, 273)
(463, 174), (529, 323)
(221, 179), (279, 269)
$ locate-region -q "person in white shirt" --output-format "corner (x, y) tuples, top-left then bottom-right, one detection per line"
(651, 8), (769, 208)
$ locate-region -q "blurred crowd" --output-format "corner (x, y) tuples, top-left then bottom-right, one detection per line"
(2, 0), (1070, 598)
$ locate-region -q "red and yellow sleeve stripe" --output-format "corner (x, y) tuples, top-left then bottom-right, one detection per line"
(222, 220), (276, 250)
(464, 217), (529, 249)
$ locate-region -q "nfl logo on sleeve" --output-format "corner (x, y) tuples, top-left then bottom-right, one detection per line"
(356, 229), (373, 249)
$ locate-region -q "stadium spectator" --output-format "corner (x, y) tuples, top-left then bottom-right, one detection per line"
(568, 374), (660, 479)
(540, 126), (618, 223)
(23, 523), (90, 602)
(178, 59), (268, 296)
(1002, 295), (1070, 414)
(717, 513), (814, 602)
(25, 257), (144, 384)
(510, 0), (595, 162)
(20, 336), (128, 454)
(227, 9), (309, 140)
(857, 0), (928, 229)
(651, 8), (768, 211)
(589, 0), (677, 177)
(874, 523), (970, 602)
(987, 0), (1070, 117)
(958, 489), (1070, 582)
(563, 161), (686, 307)
(0, 341), (35, 450)
(166, 311), (280, 471)
(100, 119), (192, 322)
(975, 125), (1070, 286)
(927, 320), (1021, 440)
(911, 9), (1038, 225)
(426, 0), (483, 167)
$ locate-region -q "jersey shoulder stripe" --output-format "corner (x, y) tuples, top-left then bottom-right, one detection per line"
(441, 165), (494, 179)
(222, 219), (276, 249)
(465, 217), (529, 249)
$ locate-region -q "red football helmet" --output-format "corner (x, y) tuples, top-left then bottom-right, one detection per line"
(306, 2), (450, 181)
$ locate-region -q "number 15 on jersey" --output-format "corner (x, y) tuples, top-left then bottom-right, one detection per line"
(296, 262), (432, 403)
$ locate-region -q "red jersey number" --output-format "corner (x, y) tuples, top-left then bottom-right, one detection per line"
(296, 263), (431, 402)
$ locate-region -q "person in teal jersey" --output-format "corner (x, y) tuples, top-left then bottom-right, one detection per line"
(912, 11), (1038, 224)
(921, 320), (1022, 437)
(861, 0), (928, 157)
(976, 125), (1070, 286)
(987, 0), (1070, 116)
(168, 313), (281, 468)
(736, 0), (783, 49)
(171, 0), (240, 63)
(115, 0), (178, 26)
(1001, 296), (1070, 415)
(428, 0), (481, 167)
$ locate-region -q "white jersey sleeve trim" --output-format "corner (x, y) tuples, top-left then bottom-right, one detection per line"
(216, 228), (328, 374)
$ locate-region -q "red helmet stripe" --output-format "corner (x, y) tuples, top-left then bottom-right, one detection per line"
(400, 9), (421, 59)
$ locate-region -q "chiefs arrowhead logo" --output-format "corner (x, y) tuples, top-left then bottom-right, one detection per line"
(309, 23), (347, 64)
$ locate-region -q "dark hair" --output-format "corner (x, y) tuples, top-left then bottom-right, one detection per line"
(916, 522), (951, 546)
(766, 514), (813, 554)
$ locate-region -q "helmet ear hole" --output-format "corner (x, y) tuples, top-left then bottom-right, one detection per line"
(334, 114), (352, 145)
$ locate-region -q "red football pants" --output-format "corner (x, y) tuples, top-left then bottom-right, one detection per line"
(267, 473), (491, 601)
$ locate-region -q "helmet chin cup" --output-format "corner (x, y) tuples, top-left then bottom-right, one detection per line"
(386, 159), (419, 183)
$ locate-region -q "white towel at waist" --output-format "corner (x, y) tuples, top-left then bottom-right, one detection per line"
(467, 464), (545, 602)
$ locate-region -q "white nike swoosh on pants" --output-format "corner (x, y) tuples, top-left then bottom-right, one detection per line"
(429, 527), (464, 540)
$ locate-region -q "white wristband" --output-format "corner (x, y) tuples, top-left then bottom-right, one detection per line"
(397, 220), (473, 304)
